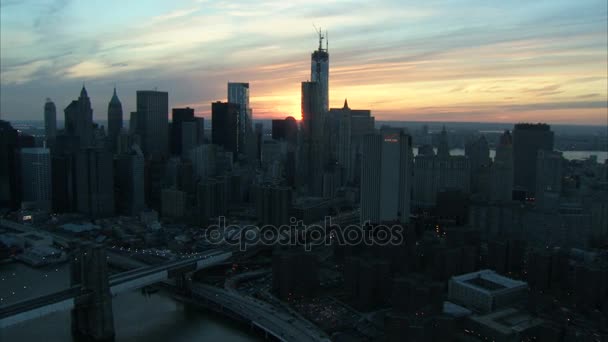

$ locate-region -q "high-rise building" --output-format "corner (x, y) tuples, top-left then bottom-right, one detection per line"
(20, 147), (52, 210)
(228, 82), (254, 160)
(255, 183), (292, 226)
(465, 135), (490, 194)
(413, 127), (471, 208)
(75, 148), (115, 218)
(437, 126), (450, 159)
(161, 188), (187, 219)
(513, 123), (554, 196)
(135, 90), (169, 159)
(311, 30), (329, 112)
(64, 86), (94, 148)
(491, 130), (514, 202)
(300, 81), (326, 195)
(114, 145), (145, 216)
(171, 107), (198, 156)
(44, 98), (57, 145)
(0, 120), (19, 209)
(107, 88), (123, 152)
(327, 99), (375, 185)
(535, 150), (563, 208)
(360, 128), (413, 224)
(211, 101), (240, 158)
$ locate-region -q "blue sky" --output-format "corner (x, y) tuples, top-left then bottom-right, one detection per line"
(1, 0), (606, 124)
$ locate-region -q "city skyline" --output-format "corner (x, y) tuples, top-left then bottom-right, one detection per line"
(1, 0), (607, 125)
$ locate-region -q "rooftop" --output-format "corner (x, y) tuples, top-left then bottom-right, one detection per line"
(452, 269), (527, 293)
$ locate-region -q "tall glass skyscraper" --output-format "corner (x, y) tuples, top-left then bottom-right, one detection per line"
(311, 30), (329, 112)
(228, 82), (253, 159)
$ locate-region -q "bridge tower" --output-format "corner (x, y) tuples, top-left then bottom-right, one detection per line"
(71, 243), (115, 341)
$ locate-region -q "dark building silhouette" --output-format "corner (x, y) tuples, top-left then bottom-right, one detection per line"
(114, 146), (145, 216)
(0, 120), (20, 209)
(75, 148), (115, 218)
(512, 123), (554, 197)
(171, 107), (203, 156)
(64, 86), (94, 148)
(272, 116), (298, 144)
(44, 98), (57, 145)
(134, 90), (169, 159)
(107, 88), (123, 152)
(211, 101), (240, 158)
(300, 81), (325, 195)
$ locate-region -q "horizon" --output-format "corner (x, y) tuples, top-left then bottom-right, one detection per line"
(1, 0), (607, 125)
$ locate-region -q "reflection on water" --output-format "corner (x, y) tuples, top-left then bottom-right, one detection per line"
(1, 263), (261, 342)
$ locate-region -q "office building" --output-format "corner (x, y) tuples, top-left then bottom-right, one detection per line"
(490, 130), (514, 202)
(75, 148), (115, 218)
(413, 127), (471, 207)
(161, 188), (187, 219)
(114, 146), (145, 216)
(20, 147), (52, 210)
(107, 88), (123, 152)
(211, 101), (240, 159)
(227, 82), (253, 157)
(135, 90), (169, 158)
(255, 183), (292, 226)
(0, 120), (19, 209)
(300, 81), (325, 195)
(465, 135), (490, 194)
(360, 128), (413, 224)
(535, 150), (563, 208)
(64, 86), (94, 148)
(513, 123), (554, 196)
(171, 107), (203, 156)
(44, 98), (57, 145)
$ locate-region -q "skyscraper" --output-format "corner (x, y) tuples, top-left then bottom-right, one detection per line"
(465, 135), (490, 194)
(171, 107), (203, 156)
(44, 98), (57, 144)
(0, 120), (19, 209)
(513, 123), (554, 196)
(491, 130), (514, 202)
(20, 147), (52, 210)
(135, 90), (169, 159)
(211, 101), (240, 158)
(535, 150), (563, 208)
(311, 30), (329, 112)
(114, 145), (145, 216)
(75, 148), (115, 218)
(300, 81), (325, 195)
(64, 86), (94, 148)
(360, 128), (413, 224)
(413, 127), (471, 208)
(228, 82), (254, 160)
(107, 88), (123, 152)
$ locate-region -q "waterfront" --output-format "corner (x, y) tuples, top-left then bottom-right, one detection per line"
(0, 262), (261, 341)
(413, 148), (608, 163)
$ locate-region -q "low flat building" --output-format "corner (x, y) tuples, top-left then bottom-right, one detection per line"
(465, 307), (544, 342)
(448, 269), (527, 313)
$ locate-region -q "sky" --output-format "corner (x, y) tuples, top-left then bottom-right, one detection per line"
(0, 0), (607, 125)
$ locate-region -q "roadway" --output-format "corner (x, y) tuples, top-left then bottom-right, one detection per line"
(190, 283), (330, 342)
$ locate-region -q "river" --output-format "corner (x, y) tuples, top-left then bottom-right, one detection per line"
(413, 148), (608, 163)
(0, 262), (261, 341)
